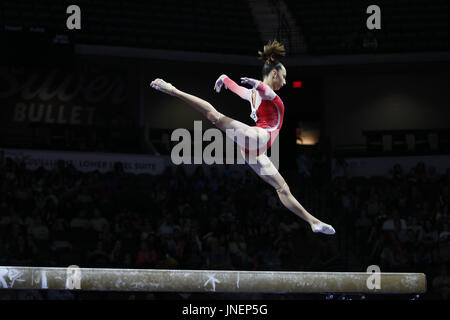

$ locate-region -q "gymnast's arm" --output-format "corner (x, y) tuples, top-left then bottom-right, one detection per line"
(240, 77), (277, 100)
(214, 74), (252, 101)
(255, 81), (277, 100)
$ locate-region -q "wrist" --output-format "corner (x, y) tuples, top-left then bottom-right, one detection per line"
(221, 76), (229, 89)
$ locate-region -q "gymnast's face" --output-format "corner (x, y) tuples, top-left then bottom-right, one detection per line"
(271, 65), (287, 91)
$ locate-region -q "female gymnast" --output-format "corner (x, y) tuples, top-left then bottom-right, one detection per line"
(150, 40), (335, 235)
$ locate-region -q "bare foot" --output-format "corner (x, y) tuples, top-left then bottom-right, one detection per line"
(150, 78), (176, 96)
(311, 221), (335, 235)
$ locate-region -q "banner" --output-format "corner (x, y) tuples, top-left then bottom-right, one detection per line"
(0, 56), (139, 128)
(1, 148), (169, 175)
(333, 154), (450, 178)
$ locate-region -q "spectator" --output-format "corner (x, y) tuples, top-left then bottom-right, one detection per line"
(158, 214), (175, 236)
(407, 217), (424, 242)
(332, 156), (348, 178)
(422, 220), (439, 247)
(28, 216), (49, 243)
(70, 210), (90, 231)
(297, 152), (311, 177)
(0, 156), (448, 299)
(87, 240), (110, 267)
(405, 229), (418, 251)
(391, 164), (404, 181)
(367, 192), (381, 219)
(50, 218), (72, 252)
(205, 236), (232, 269)
(439, 223), (450, 242)
(355, 208), (373, 232)
(341, 31), (360, 53)
(426, 166), (440, 184)
(394, 219), (409, 244)
(412, 244), (433, 267)
(382, 209), (407, 232)
(90, 208), (109, 233)
(362, 31), (378, 51)
(110, 239), (125, 266)
(228, 231), (249, 268)
(136, 240), (153, 268)
(432, 263), (450, 299)
(8, 235), (33, 265)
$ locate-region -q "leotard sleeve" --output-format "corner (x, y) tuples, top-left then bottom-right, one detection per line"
(223, 77), (252, 101)
(255, 81), (277, 101)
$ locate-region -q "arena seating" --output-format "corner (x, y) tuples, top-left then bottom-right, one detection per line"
(284, 0), (450, 54)
(1, 0), (262, 55)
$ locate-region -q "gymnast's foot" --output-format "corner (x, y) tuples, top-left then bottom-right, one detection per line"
(311, 221), (335, 235)
(150, 78), (176, 96)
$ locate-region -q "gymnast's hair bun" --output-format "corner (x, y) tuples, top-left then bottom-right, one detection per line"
(258, 40), (286, 63)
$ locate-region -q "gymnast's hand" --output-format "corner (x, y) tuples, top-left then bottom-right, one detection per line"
(214, 74), (228, 93)
(240, 77), (260, 88)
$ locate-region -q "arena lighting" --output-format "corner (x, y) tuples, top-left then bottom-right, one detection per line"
(292, 81), (302, 88)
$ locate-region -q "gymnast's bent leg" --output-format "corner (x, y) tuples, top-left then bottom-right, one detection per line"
(241, 148), (335, 235)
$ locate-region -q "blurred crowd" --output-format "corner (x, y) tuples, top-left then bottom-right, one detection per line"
(332, 160), (450, 299)
(0, 155), (449, 299)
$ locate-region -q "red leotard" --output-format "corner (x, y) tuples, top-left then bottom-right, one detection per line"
(223, 77), (284, 155)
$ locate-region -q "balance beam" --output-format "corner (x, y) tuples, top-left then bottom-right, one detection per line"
(0, 266), (426, 294)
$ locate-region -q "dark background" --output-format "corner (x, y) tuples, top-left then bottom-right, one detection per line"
(0, 0), (449, 300)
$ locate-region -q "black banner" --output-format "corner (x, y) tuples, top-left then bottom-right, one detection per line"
(0, 57), (138, 128)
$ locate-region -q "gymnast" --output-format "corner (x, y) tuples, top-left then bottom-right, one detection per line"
(150, 40), (335, 235)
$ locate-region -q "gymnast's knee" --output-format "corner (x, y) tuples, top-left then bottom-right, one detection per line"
(206, 110), (224, 125)
(276, 181), (290, 196)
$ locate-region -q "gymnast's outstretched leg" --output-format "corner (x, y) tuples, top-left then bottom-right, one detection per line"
(241, 148), (335, 235)
(150, 78), (269, 152)
(150, 78), (334, 234)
